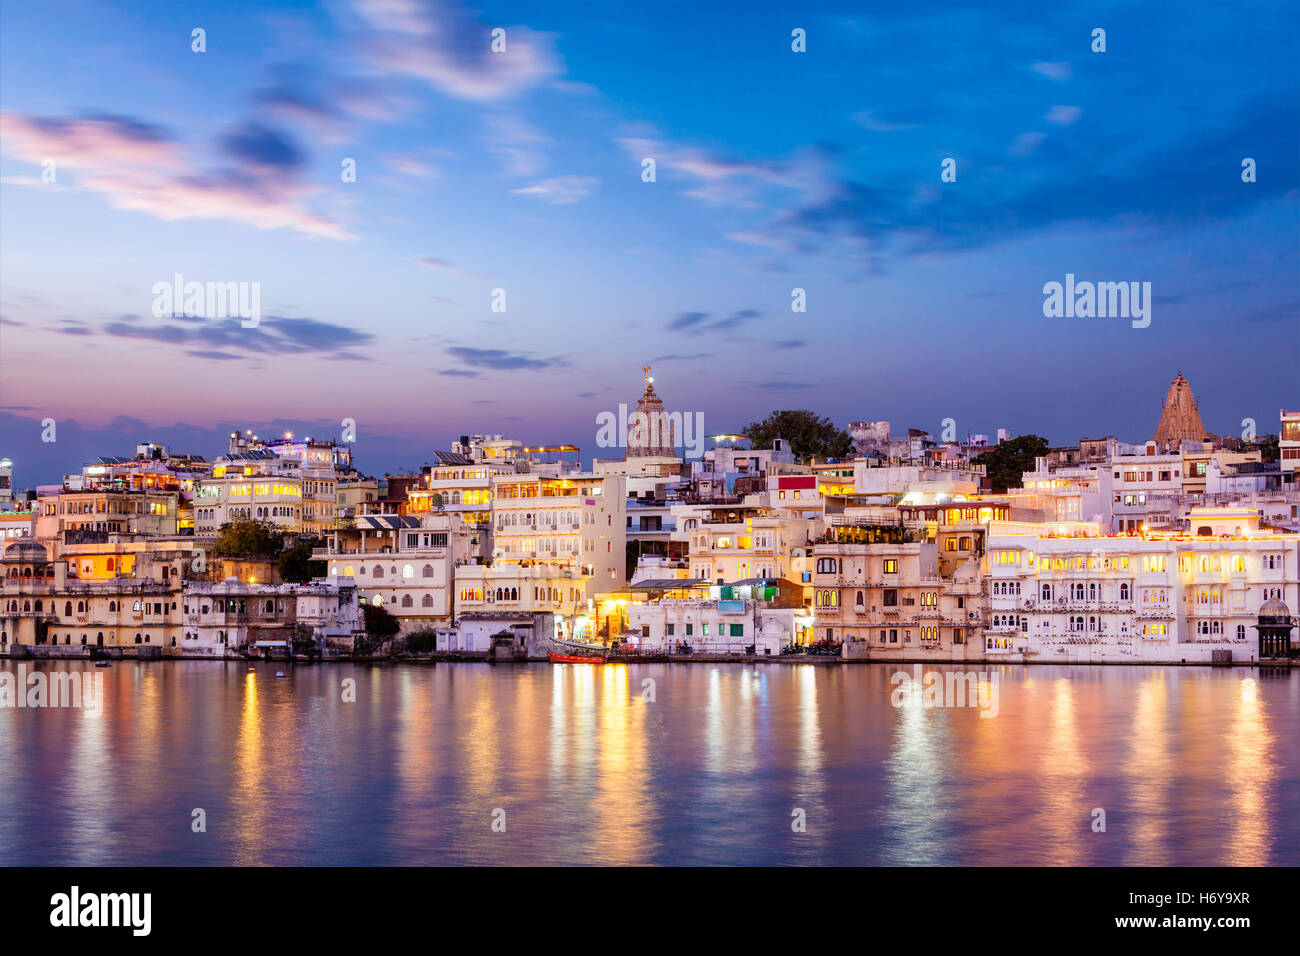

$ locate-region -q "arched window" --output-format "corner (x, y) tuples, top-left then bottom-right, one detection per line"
(422, 564), (434, 578)
(65, 601), (73, 616)
(135, 634), (142, 644)
(1119, 583), (1130, 601)
(403, 564), (414, 579)
(510, 588), (517, 601)
(401, 594), (413, 608)
(856, 591), (864, 606)
(109, 601), (117, 612)
(422, 594), (434, 607)
(373, 565), (384, 578)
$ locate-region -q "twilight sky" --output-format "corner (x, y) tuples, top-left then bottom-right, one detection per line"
(1, 0), (1297, 485)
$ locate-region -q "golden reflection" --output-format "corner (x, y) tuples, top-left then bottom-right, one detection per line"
(1125, 672), (1171, 865)
(1037, 678), (1087, 865)
(232, 669), (267, 864)
(1224, 677), (1273, 865)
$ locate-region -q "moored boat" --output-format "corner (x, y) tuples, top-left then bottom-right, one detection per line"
(548, 650), (606, 664)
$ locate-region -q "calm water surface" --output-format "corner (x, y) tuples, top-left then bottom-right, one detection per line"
(1, 660), (1296, 865)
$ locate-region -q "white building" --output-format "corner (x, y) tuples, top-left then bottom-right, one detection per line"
(984, 512), (1299, 663)
(317, 513), (474, 631)
(195, 452), (304, 536)
(181, 576), (363, 656)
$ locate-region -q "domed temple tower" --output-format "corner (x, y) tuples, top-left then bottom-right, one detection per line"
(626, 365), (676, 459)
(1153, 371), (1209, 447)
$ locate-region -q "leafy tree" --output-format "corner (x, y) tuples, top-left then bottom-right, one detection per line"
(279, 536), (324, 583)
(358, 606), (397, 642)
(743, 409), (852, 462)
(213, 518), (282, 559)
(404, 629), (438, 654)
(973, 434), (1050, 493)
(291, 623), (320, 658)
(1253, 434), (1279, 464)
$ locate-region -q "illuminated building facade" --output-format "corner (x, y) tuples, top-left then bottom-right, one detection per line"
(812, 531), (986, 660)
(984, 511), (1300, 663)
(317, 513), (474, 630)
(196, 453), (304, 536)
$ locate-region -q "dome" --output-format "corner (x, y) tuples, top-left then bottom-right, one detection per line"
(3, 539), (48, 562)
(1259, 598), (1291, 620)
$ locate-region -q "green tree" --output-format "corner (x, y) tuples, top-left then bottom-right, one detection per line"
(743, 409), (852, 462)
(1253, 434), (1279, 464)
(213, 518), (282, 558)
(278, 536), (324, 583)
(973, 434), (1050, 493)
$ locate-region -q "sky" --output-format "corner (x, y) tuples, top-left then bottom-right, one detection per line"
(1, 0), (1297, 485)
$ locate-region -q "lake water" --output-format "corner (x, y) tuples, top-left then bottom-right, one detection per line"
(1, 660), (1295, 865)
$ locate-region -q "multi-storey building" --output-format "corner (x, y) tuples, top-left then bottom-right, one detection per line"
(34, 488), (179, 555)
(406, 452), (515, 528)
(1281, 409), (1300, 482)
(317, 513), (474, 631)
(685, 512), (819, 586)
(812, 527), (985, 660)
(181, 577), (362, 656)
(1, 539), (194, 654)
(195, 452), (303, 536)
(984, 510), (1299, 663)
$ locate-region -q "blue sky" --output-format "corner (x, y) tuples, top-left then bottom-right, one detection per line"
(1, 0), (1297, 483)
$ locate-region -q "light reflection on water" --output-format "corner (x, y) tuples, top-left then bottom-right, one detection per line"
(0, 660), (1295, 866)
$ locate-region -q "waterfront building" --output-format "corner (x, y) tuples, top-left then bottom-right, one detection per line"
(625, 578), (810, 655)
(0, 539), (193, 654)
(181, 577), (362, 656)
(812, 527), (986, 660)
(317, 513), (474, 631)
(983, 511), (1300, 663)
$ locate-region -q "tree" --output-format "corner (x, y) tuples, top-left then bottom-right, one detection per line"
(404, 629), (438, 654)
(291, 623), (320, 658)
(213, 518), (282, 559)
(743, 409), (852, 462)
(358, 602), (400, 655)
(279, 536), (324, 583)
(1253, 434), (1279, 464)
(973, 434), (1050, 493)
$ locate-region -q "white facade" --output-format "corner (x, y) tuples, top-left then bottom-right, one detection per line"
(627, 598), (794, 655)
(984, 519), (1299, 663)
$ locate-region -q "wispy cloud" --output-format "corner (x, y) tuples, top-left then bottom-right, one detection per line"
(510, 175), (598, 204)
(0, 111), (354, 239)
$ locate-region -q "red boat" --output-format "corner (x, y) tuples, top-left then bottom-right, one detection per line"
(548, 650), (605, 664)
